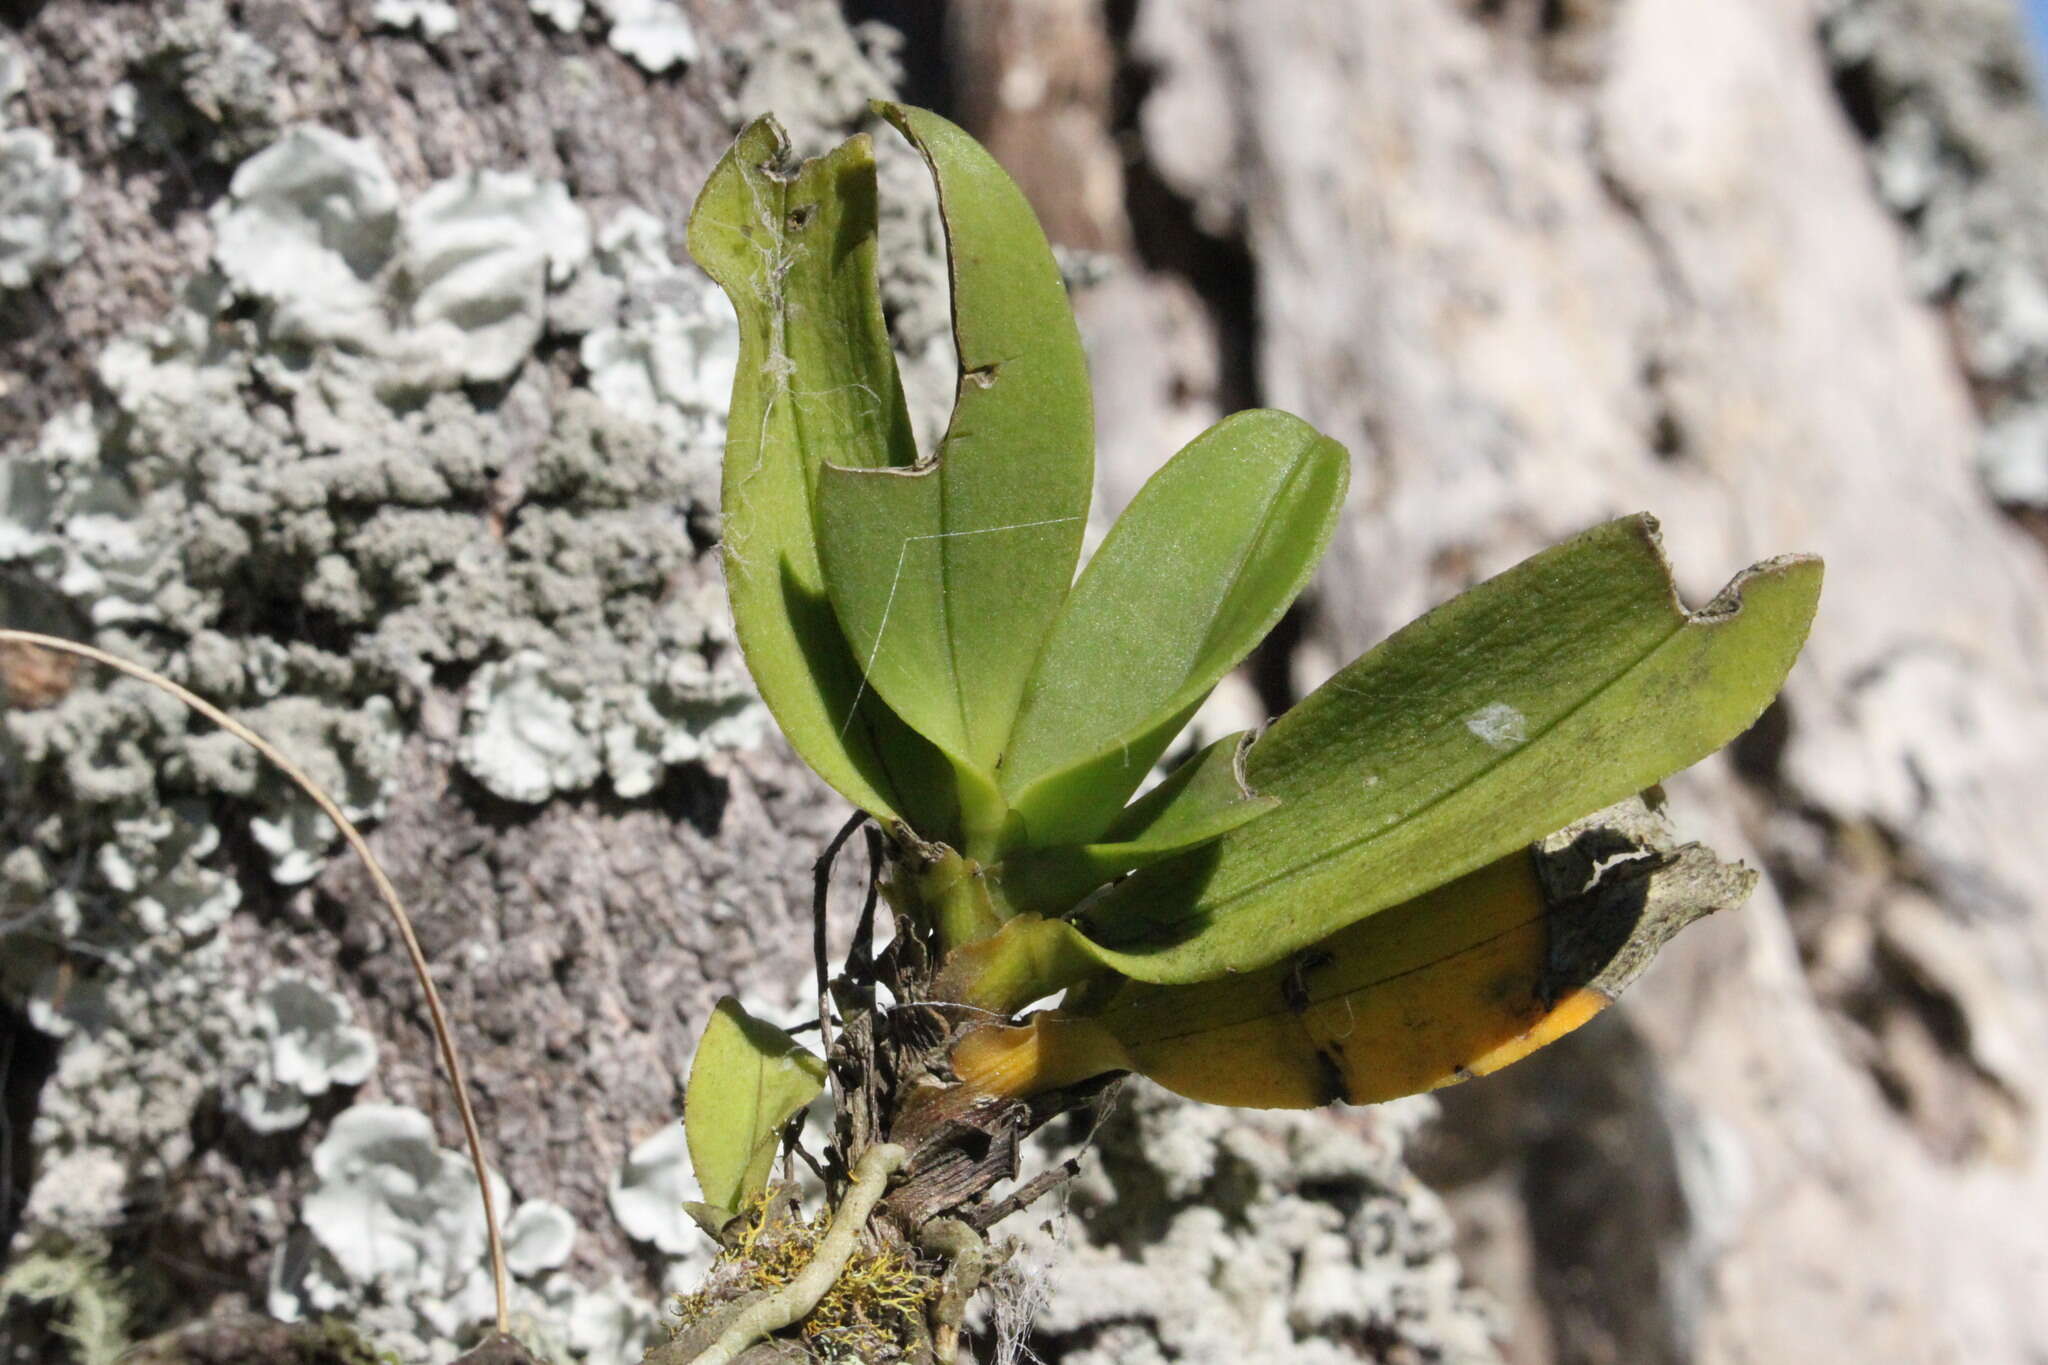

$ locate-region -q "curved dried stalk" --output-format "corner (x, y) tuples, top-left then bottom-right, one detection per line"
(0, 629), (510, 1334)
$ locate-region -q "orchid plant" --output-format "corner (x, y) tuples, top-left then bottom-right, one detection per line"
(656, 102), (1821, 1364)
(0, 98), (1818, 1365)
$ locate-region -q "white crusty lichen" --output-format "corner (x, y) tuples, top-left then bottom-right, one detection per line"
(116, 0), (281, 164)
(607, 1122), (699, 1258)
(504, 1200), (578, 1277)
(529, 0), (587, 34)
(0, 403), (168, 626)
(459, 595), (763, 805)
(1821, 0), (2048, 508)
(12, 932), (253, 1244)
(0, 119), (84, 291)
(373, 0), (461, 41)
(554, 1277), (663, 1364)
(0, 38), (25, 104)
(600, 646), (767, 799)
(1981, 406), (2048, 504)
(3, 119), (758, 890)
(83, 802), (242, 943)
(517, 0), (696, 72)
(606, 999), (823, 1298)
(7, 9), (916, 1351)
(211, 125), (403, 347)
(272, 1103), (509, 1349)
(579, 207), (739, 447)
(595, 0), (699, 73)
(443, 343), (760, 802)
(998, 1085), (1504, 1365)
(2, 383), (411, 880)
(210, 126), (594, 387)
(241, 695), (405, 884)
(607, 1119), (725, 1318)
(2, 35), (84, 291)
(458, 650), (606, 804)
(399, 169), (592, 381)
(234, 973), (378, 1134)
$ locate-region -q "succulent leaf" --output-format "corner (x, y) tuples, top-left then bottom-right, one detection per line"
(683, 997), (826, 1216)
(996, 730), (1277, 915)
(952, 801), (1758, 1107)
(1072, 515), (1821, 984)
(687, 117), (956, 835)
(1000, 410), (1348, 847)
(813, 104), (1094, 811)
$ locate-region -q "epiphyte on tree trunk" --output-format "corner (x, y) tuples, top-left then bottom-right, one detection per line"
(665, 99), (1821, 1360)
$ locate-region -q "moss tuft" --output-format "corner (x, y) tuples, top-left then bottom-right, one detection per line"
(0, 1242), (132, 1365)
(670, 1188), (935, 1361)
(291, 1315), (406, 1365)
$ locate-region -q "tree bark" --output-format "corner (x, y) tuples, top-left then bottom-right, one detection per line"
(975, 1), (2048, 1362)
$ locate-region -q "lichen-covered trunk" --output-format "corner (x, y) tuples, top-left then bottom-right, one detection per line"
(6, 2), (2048, 1364)
(0, 3), (901, 1360)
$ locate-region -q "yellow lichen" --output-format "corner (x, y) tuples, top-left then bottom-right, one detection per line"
(670, 1188), (936, 1361)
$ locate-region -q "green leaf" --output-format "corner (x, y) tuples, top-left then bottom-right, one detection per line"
(997, 730), (1279, 915)
(686, 117), (955, 835)
(813, 103), (1094, 800)
(683, 997), (827, 1215)
(1062, 514), (1821, 984)
(999, 410), (1348, 846)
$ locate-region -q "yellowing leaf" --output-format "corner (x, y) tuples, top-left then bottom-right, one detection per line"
(951, 798), (1756, 1107)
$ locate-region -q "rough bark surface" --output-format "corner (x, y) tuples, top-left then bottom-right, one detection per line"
(995, 1), (2048, 1362)
(6, 1), (2048, 1363)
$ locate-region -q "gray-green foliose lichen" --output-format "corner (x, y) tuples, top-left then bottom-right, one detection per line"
(999, 1086), (1504, 1365)
(236, 973), (379, 1133)
(6, 8), (933, 1361)
(3, 117), (757, 898)
(268, 1102), (658, 1365)
(596, 0), (700, 73)
(528, 0), (586, 35)
(516, 0), (699, 74)
(109, 0), (282, 165)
